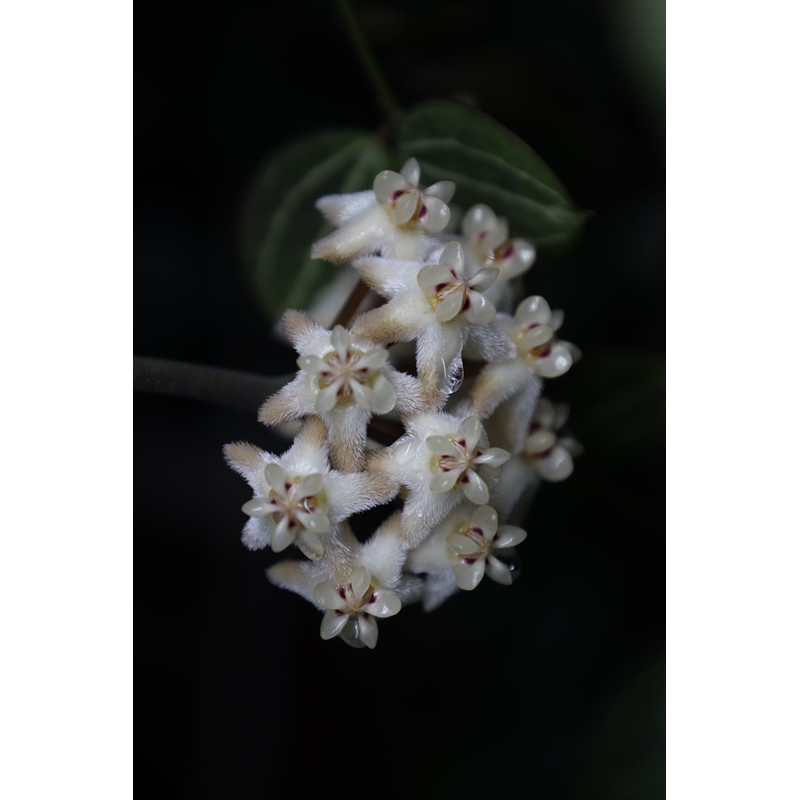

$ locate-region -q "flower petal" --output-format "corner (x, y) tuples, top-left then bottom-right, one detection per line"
(447, 532), (481, 556)
(486, 555), (513, 586)
(350, 566), (372, 602)
(462, 204), (495, 239)
(297, 354), (325, 374)
(418, 196), (451, 233)
(426, 435), (459, 456)
(320, 610), (350, 640)
(440, 241), (464, 273)
(263, 463), (287, 493)
(455, 559), (485, 591)
(296, 530), (324, 560)
(417, 263), (453, 293)
(519, 324), (554, 352)
(533, 397), (556, 428)
(435, 288), (466, 323)
(241, 497), (272, 518)
(469, 267), (499, 294)
(314, 581), (347, 611)
(296, 510), (330, 534)
(461, 469), (489, 505)
(369, 373), (396, 414)
(536, 342), (573, 378)
(497, 239), (536, 280)
(473, 447), (511, 468)
(348, 379), (371, 410)
(330, 325), (351, 359)
(425, 180), (455, 202)
(355, 348), (389, 370)
(315, 382), (340, 413)
(457, 416), (483, 451)
(524, 429), (557, 455)
(535, 445), (574, 482)
(494, 524), (527, 549)
(373, 170), (408, 205)
(393, 191), (418, 225)
(296, 473), (324, 498)
(515, 295), (552, 326)
(356, 615), (379, 649)
(464, 291), (496, 326)
(367, 588), (402, 618)
(430, 469), (462, 494)
(271, 515), (294, 553)
(470, 505), (498, 538)
(400, 157), (420, 185)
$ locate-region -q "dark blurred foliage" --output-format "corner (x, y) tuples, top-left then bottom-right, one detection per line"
(136, 0), (664, 797)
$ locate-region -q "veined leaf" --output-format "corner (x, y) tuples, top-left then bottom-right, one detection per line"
(396, 101), (589, 255)
(239, 130), (391, 321)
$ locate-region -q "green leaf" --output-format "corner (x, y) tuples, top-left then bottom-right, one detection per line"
(396, 101), (589, 255)
(239, 130), (391, 322)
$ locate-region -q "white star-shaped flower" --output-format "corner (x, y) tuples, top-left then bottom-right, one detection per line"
(367, 411), (509, 546)
(490, 398), (583, 520)
(259, 310), (425, 471)
(224, 417), (398, 559)
(266, 512), (420, 649)
(445, 504), (527, 590)
(405, 503), (526, 607)
(521, 397), (582, 482)
(461, 203), (536, 311)
(470, 295), (578, 451)
(352, 241), (513, 405)
(310, 158), (455, 264)
(313, 565), (402, 649)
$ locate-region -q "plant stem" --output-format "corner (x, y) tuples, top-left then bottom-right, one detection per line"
(336, 0), (402, 121)
(332, 278), (371, 329)
(133, 356), (290, 414)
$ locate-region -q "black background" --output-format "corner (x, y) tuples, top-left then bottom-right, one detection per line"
(136, 1), (664, 797)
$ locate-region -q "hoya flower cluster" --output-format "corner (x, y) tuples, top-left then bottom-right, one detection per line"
(225, 158), (581, 649)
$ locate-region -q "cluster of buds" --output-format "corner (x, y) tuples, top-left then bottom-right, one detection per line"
(225, 158), (581, 648)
